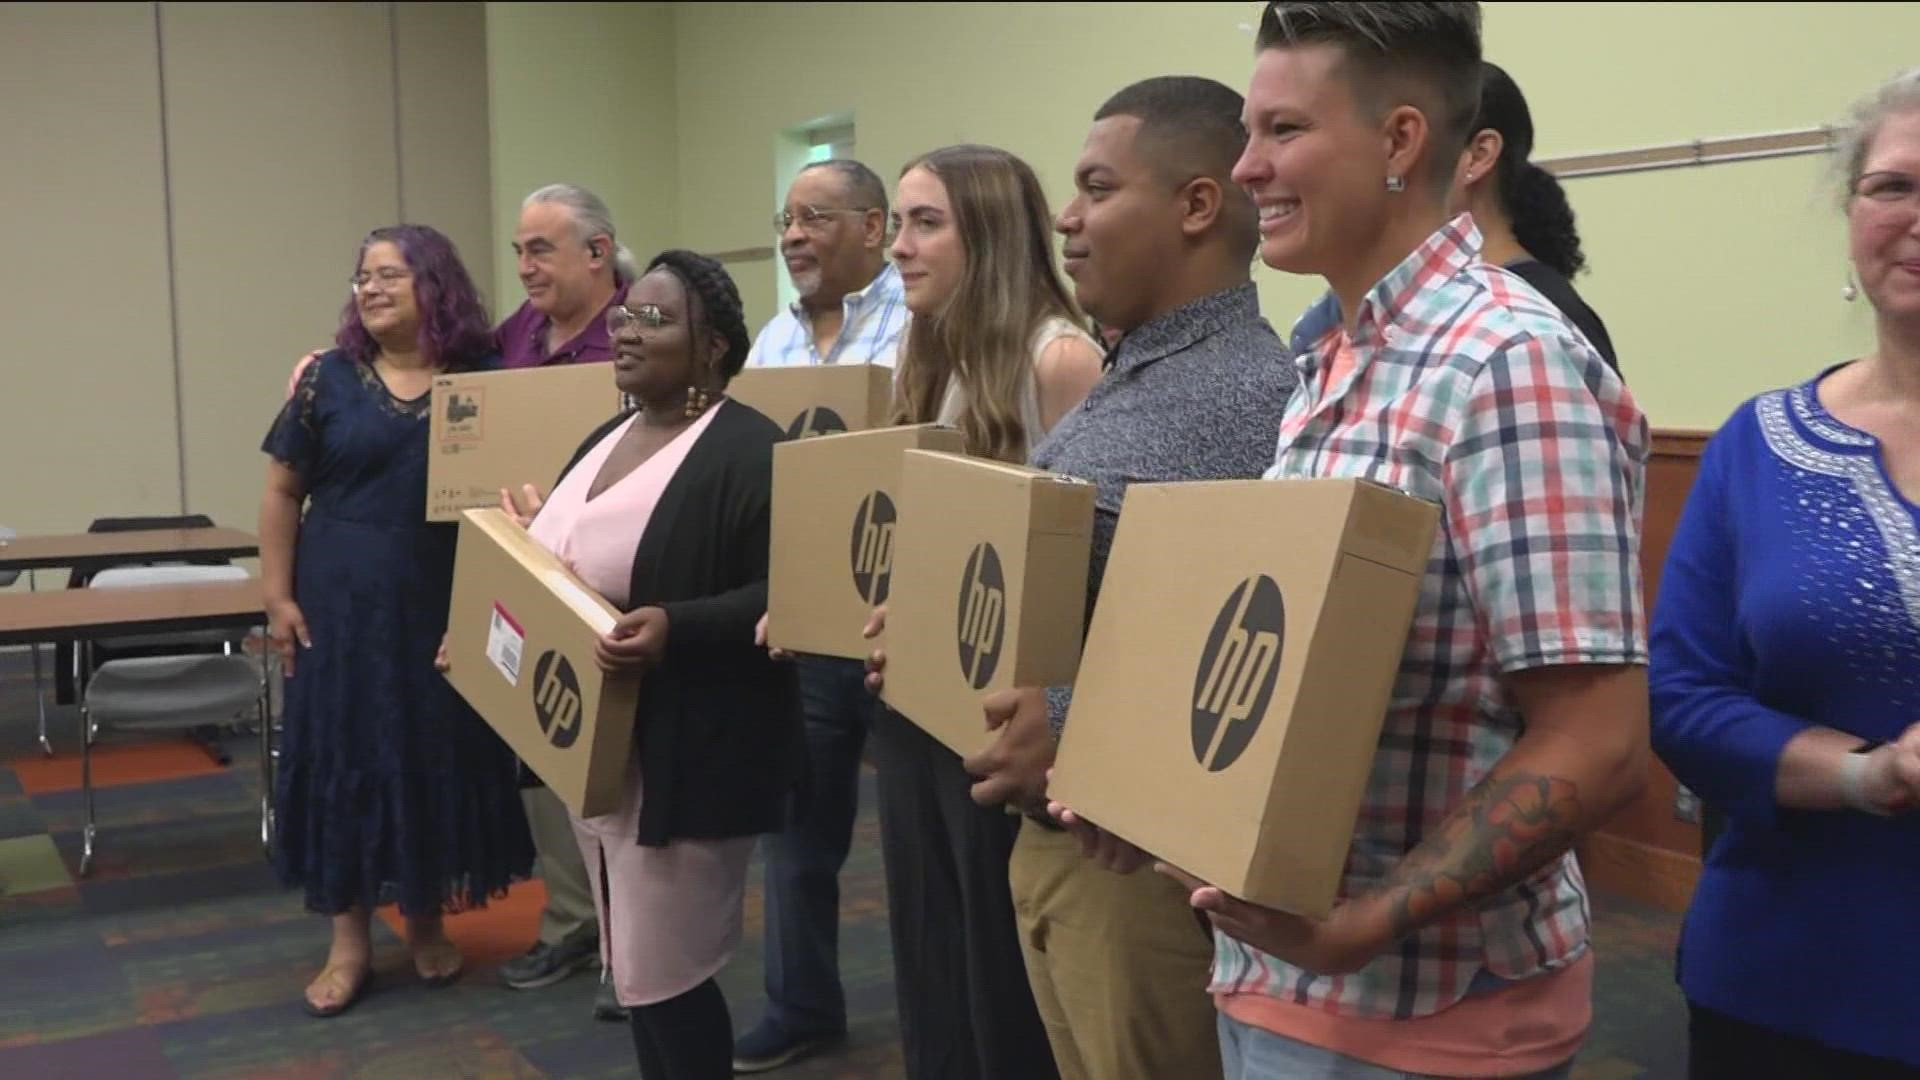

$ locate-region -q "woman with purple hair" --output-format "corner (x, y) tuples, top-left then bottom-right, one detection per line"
(258, 225), (534, 1018)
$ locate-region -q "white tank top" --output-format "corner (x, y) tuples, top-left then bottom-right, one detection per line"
(934, 316), (1092, 457)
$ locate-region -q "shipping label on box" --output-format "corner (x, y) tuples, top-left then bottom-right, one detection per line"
(428, 364), (627, 522)
(879, 451), (1095, 758)
(728, 363), (894, 440)
(1049, 478), (1439, 917)
(444, 508), (642, 818)
(767, 425), (967, 660)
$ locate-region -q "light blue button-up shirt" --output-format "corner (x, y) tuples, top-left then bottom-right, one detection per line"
(746, 262), (908, 368)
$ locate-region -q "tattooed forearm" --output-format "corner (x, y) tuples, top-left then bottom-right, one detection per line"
(1379, 772), (1583, 940)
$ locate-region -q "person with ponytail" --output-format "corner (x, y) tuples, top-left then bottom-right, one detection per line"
(1453, 62), (1620, 374)
(479, 250), (803, 1079)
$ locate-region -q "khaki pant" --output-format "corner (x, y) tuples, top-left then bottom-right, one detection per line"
(1010, 823), (1223, 1080)
(523, 785), (596, 946)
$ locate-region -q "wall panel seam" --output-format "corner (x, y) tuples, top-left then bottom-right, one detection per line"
(389, 1), (405, 221)
(154, 0), (189, 514)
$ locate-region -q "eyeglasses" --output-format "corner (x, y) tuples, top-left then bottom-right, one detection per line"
(350, 267), (412, 294)
(607, 303), (667, 334)
(772, 205), (874, 235)
(1853, 170), (1920, 208)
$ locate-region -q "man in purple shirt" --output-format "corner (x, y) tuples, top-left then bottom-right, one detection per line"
(283, 183), (634, 1022)
(484, 184), (632, 1023)
(493, 182), (635, 368)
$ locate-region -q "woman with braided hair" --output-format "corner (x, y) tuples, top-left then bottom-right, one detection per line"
(1452, 61), (1620, 374)
(483, 249), (804, 1078)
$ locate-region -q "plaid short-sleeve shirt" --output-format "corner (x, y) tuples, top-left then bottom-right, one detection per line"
(1213, 216), (1649, 1020)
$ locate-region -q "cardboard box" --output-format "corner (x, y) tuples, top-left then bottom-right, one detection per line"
(728, 363), (895, 440)
(767, 424), (969, 660)
(428, 364), (627, 522)
(443, 508), (642, 818)
(1049, 479), (1440, 917)
(880, 451), (1095, 758)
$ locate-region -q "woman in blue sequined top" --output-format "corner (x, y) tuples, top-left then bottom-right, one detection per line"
(1650, 69), (1920, 1077)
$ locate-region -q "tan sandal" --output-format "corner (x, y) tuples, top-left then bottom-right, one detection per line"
(411, 939), (465, 988)
(303, 962), (372, 1018)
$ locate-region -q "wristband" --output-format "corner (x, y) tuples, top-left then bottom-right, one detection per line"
(1840, 748), (1893, 817)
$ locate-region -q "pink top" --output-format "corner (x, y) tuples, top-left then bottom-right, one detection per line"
(528, 406), (721, 608)
(526, 407), (753, 1010)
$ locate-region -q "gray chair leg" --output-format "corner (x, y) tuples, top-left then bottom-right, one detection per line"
(30, 640), (50, 757)
(257, 686), (273, 859)
(28, 571), (50, 757)
(78, 705), (97, 877)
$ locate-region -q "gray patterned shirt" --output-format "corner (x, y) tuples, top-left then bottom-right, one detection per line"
(1031, 282), (1299, 736)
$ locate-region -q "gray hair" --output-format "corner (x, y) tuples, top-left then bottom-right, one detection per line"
(1835, 68), (1920, 203)
(522, 182), (640, 281)
(797, 159), (889, 217)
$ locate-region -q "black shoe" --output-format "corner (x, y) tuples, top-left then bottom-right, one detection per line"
(593, 970), (629, 1022)
(732, 1019), (846, 1074)
(497, 935), (598, 990)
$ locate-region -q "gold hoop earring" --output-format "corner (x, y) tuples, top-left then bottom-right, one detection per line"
(683, 384), (712, 419)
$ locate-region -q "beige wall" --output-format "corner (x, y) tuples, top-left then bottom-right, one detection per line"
(0, 1), (493, 553)
(484, 1), (677, 311)
(8, 2), (1913, 553)
(652, 0), (1920, 431)
(398, 3), (497, 300)
(163, 2), (403, 536)
(0, 3), (180, 540)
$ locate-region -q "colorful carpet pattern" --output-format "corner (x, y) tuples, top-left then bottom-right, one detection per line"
(0, 652), (1688, 1078)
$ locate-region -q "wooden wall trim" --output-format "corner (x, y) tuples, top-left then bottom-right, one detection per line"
(1651, 429), (1711, 458)
(1581, 426), (1714, 911)
(1578, 833), (1702, 914)
(708, 245), (776, 265)
(1542, 126), (1833, 181)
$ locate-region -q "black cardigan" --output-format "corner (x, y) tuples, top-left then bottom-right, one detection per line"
(553, 399), (803, 846)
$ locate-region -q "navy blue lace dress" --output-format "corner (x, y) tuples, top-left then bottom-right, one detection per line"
(263, 350), (533, 915)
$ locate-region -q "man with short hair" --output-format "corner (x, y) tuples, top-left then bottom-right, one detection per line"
(746, 159), (906, 368)
(1059, 6), (1649, 1078)
(732, 158), (907, 1074)
(958, 76), (1298, 1080)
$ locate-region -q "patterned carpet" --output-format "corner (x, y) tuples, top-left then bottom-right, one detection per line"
(0, 649), (1689, 1079)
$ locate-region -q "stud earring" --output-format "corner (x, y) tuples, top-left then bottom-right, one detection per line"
(1385, 175), (1406, 193)
(1842, 272), (1859, 303)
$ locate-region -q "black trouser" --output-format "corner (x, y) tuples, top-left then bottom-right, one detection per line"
(868, 706), (1058, 1080)
(1689, 1002), (1920, 1080)
(628, 977), (732, 1079)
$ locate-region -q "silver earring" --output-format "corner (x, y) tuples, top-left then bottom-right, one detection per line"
(1385, 175), (1406, 193)
(1842, 273), (1859, 302)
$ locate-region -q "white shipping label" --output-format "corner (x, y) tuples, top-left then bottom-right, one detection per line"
(486, 602), (525, 685)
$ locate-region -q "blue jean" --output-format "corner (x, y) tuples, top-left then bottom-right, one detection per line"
(1218, 1012), (1574, 1080)
(759, 657), (872, 1036)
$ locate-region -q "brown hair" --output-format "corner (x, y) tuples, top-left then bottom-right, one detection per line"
(1258, 2), (1484, 188)
(890, 145), (1083, 462)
